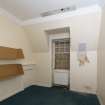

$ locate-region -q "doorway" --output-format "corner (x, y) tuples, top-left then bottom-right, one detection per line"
(52, 38), (70, 88)
(45, 27), (70, 89)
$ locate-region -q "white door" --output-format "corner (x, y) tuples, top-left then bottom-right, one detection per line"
(52, 39), (70, 86)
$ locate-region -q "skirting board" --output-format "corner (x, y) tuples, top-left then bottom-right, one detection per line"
(70, 88), (96, 95)
(33, 81), (52, 88)
(98, 95), (104, 105)
(0, 88), (24, 102)
(0, 82), (50, 102)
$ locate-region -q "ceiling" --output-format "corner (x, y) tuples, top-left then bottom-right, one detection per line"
(0, 0), (102, 21)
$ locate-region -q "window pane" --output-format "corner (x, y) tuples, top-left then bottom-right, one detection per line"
(54, 39), (70, 70)
(55, 54), (70, 69)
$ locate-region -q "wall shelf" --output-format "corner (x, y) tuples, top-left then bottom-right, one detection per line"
(0, 46), (24, 59)
(0, 64), (24, 80)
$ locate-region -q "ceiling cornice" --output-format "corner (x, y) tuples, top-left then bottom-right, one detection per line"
(0, 7), (22, 25)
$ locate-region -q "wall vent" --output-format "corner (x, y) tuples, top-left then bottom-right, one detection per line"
(41, 6), (77, 17)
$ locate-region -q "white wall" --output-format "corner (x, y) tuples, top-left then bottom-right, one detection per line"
(97, 5), (105, 105)
(24, 5), (101, 93)
(33, 52), (52, 87)
(71, 51), (97, 93)
(23, 64), (36, 88)
(0, 15), (34, 101)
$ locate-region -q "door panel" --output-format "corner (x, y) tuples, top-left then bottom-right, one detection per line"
(52, 38), (70, 86)
(53, 70), (69, 86)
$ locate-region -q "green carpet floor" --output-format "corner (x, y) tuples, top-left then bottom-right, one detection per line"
(0, 85), (100, 105)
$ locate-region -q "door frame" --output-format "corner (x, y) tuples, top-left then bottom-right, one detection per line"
(49, 33), (70, 88)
